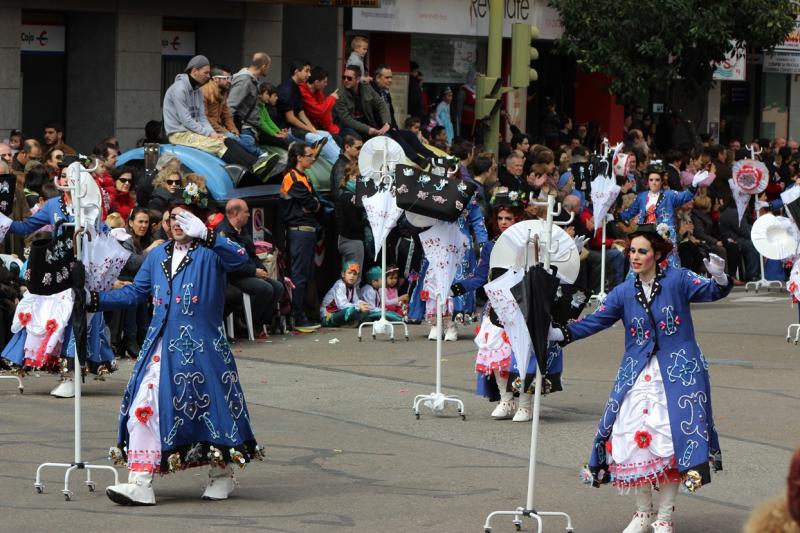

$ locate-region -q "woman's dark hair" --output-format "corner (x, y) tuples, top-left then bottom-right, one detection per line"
(625, 232), (674, 263)
(128, 206), (150, 224)
(451, 139), (474, 160)
(127, 206), (153, 247)
(488, 205), (524, 239)
(112, 165), (136, 182)
(471, 153), (495, 176)
(24, 165), (51, 195)
(281, 142), (311, 177)
(258, 82), (277, 97)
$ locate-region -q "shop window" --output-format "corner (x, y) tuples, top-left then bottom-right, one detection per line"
(761, 72), (789, 140)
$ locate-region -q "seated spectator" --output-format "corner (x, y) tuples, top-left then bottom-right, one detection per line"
(162, 55), (274, 179)
(217, 198), (284, 339)
(44, 148), (63, 177)
(111, 166), (136, 222)
(319, 261), (372, 327)
(277, 59), (340, 164)
(92, 140), (120, 212)
(43, 121), (76, 156)
(384, 265), (407, 316)
(689, 193), (739, 281)
(718, 192), (760, 281)
(682, 151), (715, 189)
(148, 167), (184, 213)
(346, 35), (370, 82)
(299, 66), (340, 135)
(12, 138), (41, 177)
(255, 83), (291, 149)
(4, 129), (22, 155)
(336, 162), (366, 277)
(370, 65), (398, 130)
(577, 196), (626, 288)
(334, 65), (390, 140)
(429, 125), (449, 152)
(359, 266), (403, 321)
(675, 201), (705, 273)
(329, 133), (362, 200)
(202, 66), (247, 146)
(510, 133), (531, 155)
(497, 151), (528, 193)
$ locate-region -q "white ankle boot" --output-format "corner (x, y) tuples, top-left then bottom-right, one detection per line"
(512, 393), (533, 422)
(428, 326), (440, 341)
(444, 323), (458, 341)
(491, 399), (517, 419)
(651, 482), (677, 532)
(106, 470), (156, 505)
(202, 463), (236, 500)
(622, 511), (655, 533)
(50, 375), (75, 398)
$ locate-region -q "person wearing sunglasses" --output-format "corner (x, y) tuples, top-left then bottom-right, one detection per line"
(148, 167), (185, 213)
(111, 166), (136, 221)
(44, 148), (64, 177)
(548, 224), (731, 533)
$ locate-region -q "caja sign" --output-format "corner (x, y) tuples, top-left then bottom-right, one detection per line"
(20, 24), (66, 53)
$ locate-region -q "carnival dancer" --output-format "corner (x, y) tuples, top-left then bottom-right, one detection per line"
(96, 195), (262, 505)
(0, 168), (120, 397)
(617, 163), (707, 270)
(468, 189), (563, 422)
(407, 160), (488, 341)
(548, 224), (732, 533)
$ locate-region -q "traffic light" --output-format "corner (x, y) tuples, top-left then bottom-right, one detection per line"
(510, 23), (539, 88)
(475, 75), (502, 120)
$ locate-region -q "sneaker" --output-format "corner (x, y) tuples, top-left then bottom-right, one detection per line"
(444, 324), (458, 341)
(252, 153), (280, 181)
(294, 317), (321, 331)
(490, 399), (516, 419)
(311, 137), (328, 155)
(622, 511), (655, 533)
(512, 406), (532, 422)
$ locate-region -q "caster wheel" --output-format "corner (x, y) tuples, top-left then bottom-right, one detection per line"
(18, 388), (23, 394)
(358, 337), (362, 342)
(87, 483), (96, 492)
(391, 338), (395, 343)
(566, 529), (574, 532)
(405, 336), (409, 341)
(461, 414), (466, 421)
(485, 529), (492, 533)
(35, 485), (43, 494)
(372, 334), (376, 340)
(64, 493), (72, 501)
(515, 525), (522, 531)
(415, 412), (420, 420)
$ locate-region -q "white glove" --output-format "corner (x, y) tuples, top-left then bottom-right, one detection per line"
(574, 235), (588, 253)
(703, 253), (728, 285)
(109, 227), (132, 242)
(692, 170), (709, 187)
(547, 325), (564, 342)
(176, 211), (208, 240)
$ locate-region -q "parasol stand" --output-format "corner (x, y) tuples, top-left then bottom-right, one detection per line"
(412, 290), (465, 420)
(0, 374), (23, 393)
(786, 303), (800, 344)
(34, 161), (120, 500)
(745, 210), (783, 294)
(483, 195), (574, 533)
(357, 136), (409, 343)
(587, 139), (613, 308)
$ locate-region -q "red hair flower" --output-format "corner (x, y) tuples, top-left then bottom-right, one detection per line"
(135, 406), (154, 424)
(605, 440), (613, 454)
(634, 430), (652, 449)
(18, 312), (31, 326)
(45, 319), (58, 332)
(420, 290), (430, 301)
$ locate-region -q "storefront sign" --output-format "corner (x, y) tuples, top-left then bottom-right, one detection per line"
(713, 49), (746, 81)
(20, 24), (65, 53)
(161, 31), (196, 57)
(775, 19), (800, 52)
(354, 0), (563, 40)
(764, 51), (800, 74)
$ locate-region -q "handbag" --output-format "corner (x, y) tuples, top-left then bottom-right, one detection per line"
(394, 164), (476, 222)
(26, 222), (76, 296)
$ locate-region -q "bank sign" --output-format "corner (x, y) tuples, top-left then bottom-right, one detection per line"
(20, 24), (66, 54)
(353, 0), (563, 40)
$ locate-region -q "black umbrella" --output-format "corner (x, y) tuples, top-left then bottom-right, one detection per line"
(511, 261), (560, 374)
(70, 240), (88, 367)
(785, 196), (800, 230)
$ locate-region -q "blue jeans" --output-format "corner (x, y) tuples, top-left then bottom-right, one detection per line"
(288, 130), (340, 165)
(287, 229), (318, 320)
(226, 130), (263, 157)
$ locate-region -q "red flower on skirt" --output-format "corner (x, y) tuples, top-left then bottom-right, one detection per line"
(18, 312), (31, 326)
(501, 331), (510, 344)
(634, 430), (652, 449)
(45, 319), (58, 332)
(135, 406), (154, 424)
(420, 290), (430, 301)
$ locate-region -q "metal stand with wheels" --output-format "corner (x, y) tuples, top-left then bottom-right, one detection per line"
(587, 223), (609, 308)
(358, 234), (409, 343)
(786, 305), (800, 344)
(0, 374), (23, 393)
(482, 195), (573, 533)
(412, 293), (465, 420)
(746, 212), (783, 293)
(33, 161), (120, 500)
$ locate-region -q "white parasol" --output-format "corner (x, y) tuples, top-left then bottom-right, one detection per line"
(751, 213), (800, 260)
(590, 175), (621, 230)
(484, 267), (532, 381)
(362, 189), (404, 260)
(419, 221), (469, 315)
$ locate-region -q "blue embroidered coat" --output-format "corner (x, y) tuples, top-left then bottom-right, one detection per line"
(89, 232), (261, 470)
(559, 266), (731, 490)
(4, 196), (115, 371)
(618, 188), (696, 269)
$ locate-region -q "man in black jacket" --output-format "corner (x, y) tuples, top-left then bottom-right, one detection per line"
(217, 198), (284, 338)
(329, 133), (362, 200)
(718, 197), (759, 281)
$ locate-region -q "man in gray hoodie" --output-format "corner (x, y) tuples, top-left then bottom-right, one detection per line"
(227, 52), (271, 158)
(163, 55), (276, 179)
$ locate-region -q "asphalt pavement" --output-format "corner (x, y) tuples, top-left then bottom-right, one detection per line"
(0, 287), (798, 533)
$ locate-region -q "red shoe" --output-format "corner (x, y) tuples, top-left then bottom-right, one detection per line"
(256, 330), (270, 341)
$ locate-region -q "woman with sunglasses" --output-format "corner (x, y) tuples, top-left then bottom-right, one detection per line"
(549, 225), (732, 533)
(111, 166), (136, 221)
(148, 167), (185, 213)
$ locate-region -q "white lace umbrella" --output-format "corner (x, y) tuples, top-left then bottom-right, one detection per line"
(484, 267), (532, 380)
(81, 230), (132, 292)
(751, 213), (800, 260)
(590, 175), (621, 229)
(419, 221), (469, 316)
(728, 178), (751, 223)
(362, 189), (404, 260)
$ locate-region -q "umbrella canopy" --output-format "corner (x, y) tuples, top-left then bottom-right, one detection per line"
(751, 213), (800, 260)
(490, 220), (580, 284)
(362, 189), (404, 260)
(728, 178), (751, 223)
(484, 267), (532, 379)
(590, 175), (621, 230)
(418, 221), (469, 310)
(781, 186), (800, 228)
(733, 159), (769, 195)
(513, 262), (560, 373)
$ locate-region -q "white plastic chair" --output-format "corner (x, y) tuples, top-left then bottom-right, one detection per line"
(226, 293), (255, 341)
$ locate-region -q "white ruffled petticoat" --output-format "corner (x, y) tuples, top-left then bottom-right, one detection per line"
(126, 340), (163, 473)
(11, 288), (74, 369)
(474, 314), (512, 376)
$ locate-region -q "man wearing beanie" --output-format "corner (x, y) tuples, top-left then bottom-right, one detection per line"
(163, 55), (277, 180)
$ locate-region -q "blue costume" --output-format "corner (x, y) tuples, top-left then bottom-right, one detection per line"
(408, 197), (488, 320)
(618, 188), (696, 269)
(558, 266), (731, 490)
(2, 196), (116, 373)
(90, 231), (261, 472)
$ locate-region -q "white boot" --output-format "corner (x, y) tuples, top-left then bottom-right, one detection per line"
(50, 374), (75, 398)
(491, 384), (517, 420)
(202, 463), (236, 500)
(106, 470), (156, 505)
(428, 326), (440, 341)
(622, 485), (654, 533)
(444, 322), (458, 341)
(651, 482), (678, 532)
(512, 392), (533, 422)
